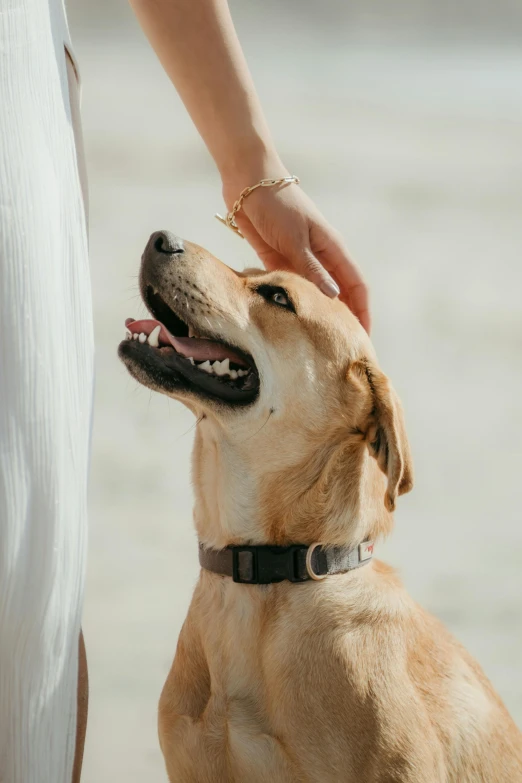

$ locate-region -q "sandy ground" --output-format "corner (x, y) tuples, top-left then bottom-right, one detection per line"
(70, 16), (522, 781)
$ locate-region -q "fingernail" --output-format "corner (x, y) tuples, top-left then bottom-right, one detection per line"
(320, 279), (340, 298)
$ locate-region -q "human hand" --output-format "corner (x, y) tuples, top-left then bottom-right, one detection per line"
(222, 175), (370, 333)
(131, 0), (369, 330)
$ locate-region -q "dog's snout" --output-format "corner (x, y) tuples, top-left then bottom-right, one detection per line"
(151, 231), (185, 256)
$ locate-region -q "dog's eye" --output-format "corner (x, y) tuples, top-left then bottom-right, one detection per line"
(255, 285), (295, 312)
(272, 291), (288, 306)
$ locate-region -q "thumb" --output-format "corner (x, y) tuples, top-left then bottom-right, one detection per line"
(291, 245), (340, 298)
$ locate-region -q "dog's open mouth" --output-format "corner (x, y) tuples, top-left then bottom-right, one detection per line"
(118, 287), (259, 405)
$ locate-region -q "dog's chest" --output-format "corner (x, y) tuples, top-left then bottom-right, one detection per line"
(181, 588), (306, 781)
(203, 586), (268, 706)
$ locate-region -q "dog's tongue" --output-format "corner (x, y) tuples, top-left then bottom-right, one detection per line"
(125, 318), (248, 367)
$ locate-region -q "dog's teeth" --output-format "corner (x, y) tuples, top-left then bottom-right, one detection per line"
(148, 325), (161, 347)
(237, 369), (247, 377)
(229, 370), (238, 380)
(125, 329), (132, 340)
(133, 333), (139, 340)
(138, 332), (147, 343)
(212, 358), (230, 376)
(188, 357), (195, 365)
(199, 360), (213, 373)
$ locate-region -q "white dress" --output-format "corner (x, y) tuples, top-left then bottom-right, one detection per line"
(0, 1), (93, 781)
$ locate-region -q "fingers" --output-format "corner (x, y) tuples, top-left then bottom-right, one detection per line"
(236, 205), (340, 297)
(289, 246), (340, 298)
(345, 282), (371, 333)
(316, 234), (371, 333)
(228, 196), (371, 330)
(261, 254), (294, 273)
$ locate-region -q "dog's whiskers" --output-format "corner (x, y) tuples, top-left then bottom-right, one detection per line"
(239, 408), (274, 442)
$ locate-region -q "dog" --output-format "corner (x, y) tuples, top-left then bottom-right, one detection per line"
(119, 230), (522, 782)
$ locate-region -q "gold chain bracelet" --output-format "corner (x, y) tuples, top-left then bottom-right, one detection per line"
(215, 175), (300, 238)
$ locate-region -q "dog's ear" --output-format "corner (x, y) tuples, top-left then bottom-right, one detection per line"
(351, 359), (413, 511)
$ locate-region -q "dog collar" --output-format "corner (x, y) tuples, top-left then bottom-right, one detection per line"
(198, 540), (374, 585)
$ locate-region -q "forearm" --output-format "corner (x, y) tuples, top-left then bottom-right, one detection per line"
(129, 0), (287, 186)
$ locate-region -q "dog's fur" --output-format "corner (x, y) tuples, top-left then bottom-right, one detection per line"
(121, 237), (522, 782)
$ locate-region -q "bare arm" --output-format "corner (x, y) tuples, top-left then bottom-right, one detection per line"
(129, 0), (280, 183)
(129, 0), (370, 330)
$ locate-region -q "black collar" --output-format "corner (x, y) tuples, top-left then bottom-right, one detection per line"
(198, 540), (374, 585)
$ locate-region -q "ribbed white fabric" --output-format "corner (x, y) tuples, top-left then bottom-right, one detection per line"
(0, 2), (93, 781)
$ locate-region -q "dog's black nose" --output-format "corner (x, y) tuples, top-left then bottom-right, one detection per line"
(151, 231), (184, 255)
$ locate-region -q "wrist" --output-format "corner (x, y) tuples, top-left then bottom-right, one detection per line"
(219, 142), (289, 209)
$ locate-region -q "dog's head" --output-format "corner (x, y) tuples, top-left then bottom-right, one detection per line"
(119, 232), (412, 545)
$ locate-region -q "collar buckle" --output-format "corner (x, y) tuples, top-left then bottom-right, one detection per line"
(232, 545), (308, 584)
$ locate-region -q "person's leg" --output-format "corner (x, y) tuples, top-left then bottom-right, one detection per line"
(0, 6), (94, 782)
(72, 631), (89, 783)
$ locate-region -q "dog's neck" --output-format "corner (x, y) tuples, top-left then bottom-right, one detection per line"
(191, 415), (393, 551)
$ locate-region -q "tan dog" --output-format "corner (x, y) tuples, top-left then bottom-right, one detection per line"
(119, 231), (522, 783)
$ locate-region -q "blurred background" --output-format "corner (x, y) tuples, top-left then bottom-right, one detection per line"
(64, 0), (522, 779)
